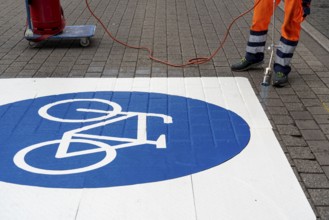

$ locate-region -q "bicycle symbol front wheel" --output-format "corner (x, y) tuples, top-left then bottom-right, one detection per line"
(38, 98), (122, 123)
(13, 139), (117, 175)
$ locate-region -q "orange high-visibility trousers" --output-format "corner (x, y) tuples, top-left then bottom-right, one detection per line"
(245, 0), (305, 74)
(251, 0), (304, 41)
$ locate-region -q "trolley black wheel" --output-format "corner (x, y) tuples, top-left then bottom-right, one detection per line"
(80, 38), (90, 47)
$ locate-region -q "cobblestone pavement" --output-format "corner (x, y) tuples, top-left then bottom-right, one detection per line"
(307, 0), (329, 38)
(0, 0), (329, 219)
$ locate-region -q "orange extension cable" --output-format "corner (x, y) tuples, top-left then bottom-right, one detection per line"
(85, 0), (261, 67)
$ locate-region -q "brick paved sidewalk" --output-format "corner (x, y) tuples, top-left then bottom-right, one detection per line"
(0, 0), (329, 219)
(307, 0), (329, 39)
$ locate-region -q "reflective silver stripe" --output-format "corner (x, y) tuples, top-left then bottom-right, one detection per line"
(249, 35), (267, 43)
(275, 56), (291, 66)
(275, 43), (296, 66)
(278, 42), (296, 54)
(246, 45), (265, 54)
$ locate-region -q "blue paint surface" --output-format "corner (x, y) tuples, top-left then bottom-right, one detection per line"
(0, 92), (250, 188)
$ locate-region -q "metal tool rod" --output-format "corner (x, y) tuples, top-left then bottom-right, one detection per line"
(25, 0), (32, 30)
(261, 0), (276, 86)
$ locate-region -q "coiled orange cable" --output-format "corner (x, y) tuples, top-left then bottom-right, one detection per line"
(85, 0), (261, 67)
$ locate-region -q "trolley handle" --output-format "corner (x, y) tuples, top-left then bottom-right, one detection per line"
(25, 0), (33, 31)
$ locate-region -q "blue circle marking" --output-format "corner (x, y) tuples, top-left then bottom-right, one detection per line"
(0, 92), (250, 188)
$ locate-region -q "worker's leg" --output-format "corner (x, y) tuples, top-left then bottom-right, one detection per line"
(231, 0), (280, 71)
(246, 0), (280, 62)
(273, 0), (304, 86)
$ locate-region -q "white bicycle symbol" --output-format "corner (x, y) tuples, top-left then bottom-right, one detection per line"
(13, 98), (173, 175)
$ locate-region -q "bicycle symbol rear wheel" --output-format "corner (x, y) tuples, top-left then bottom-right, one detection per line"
(13, 139), (117, 175)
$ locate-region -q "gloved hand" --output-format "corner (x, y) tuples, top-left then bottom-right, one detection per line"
(302, 0), (311, 17)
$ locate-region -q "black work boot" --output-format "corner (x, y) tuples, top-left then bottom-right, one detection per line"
(272, 71), (288, 87)
(231, 58), (264, 72)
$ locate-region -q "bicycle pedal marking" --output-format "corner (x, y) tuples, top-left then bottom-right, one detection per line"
(0, 91), (250, 188)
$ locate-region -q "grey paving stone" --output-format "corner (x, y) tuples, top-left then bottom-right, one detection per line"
(0, 65), (9, 74)
(308, 141), (329, 153)
(24, 63), (42, 70)
(284, 102), (306, 111)
(288, 147), (315, 159)
(136, 67), (151, 76)
(271, 115), (294, 125)
(312, 87), (329, 95)
(38, 66), (56, 74)
(102, 69), (119, 77)
(307, 81), (327, 89)
(301, 130), (327, 141)
(277, 88), (299, 95)
(301, 173), (329, 188)
(51, 71), (69, 78)
(313, 114), (329, 124)
(277, 94), (301, 102)
(324, 166), (329, 178)
(323, 102), (329, 110)
(89, 61), (106, 68)
(4, 66), (23, 74)
(311, 65), (328, 72)
(291, 83), (311, 91)
(317, 71), (329, 78)
(87, 66), (104, 73)
(301, 99), (323, 107)
(317, 207), (329, 220)
(17, 69), (37, 77)
(76, 59), (92, 65)
(69, 70), (86, 77)
(263, 98), (285, 107)
(281, 135), (308, 147)
(296, 120), (320, 130)
(314, 152), (329, 166)
(268, 107), (289, 115)
(276, 125), (301, 136)
(301, 74), (322, 82)
(313, 115), (329, 124)
(200, 69), (217, 77)
(72, 65), (89, 70)
(85, 72), (102, 77)
(294, 159), (323, 173)
(319, 95), (329, 102)
(33, 71), (51, 78)
(320, 124), (329, 135)
(295, 91), (318, 99)
(0, 72), (17, 78)
(309, 189), (329, 206)
(308, 106), (329, 115)
(291, 111), (314, 120)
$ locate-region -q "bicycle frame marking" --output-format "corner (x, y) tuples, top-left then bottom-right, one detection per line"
(14, 98), (173, 175)
(57, 110), (172, 158)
